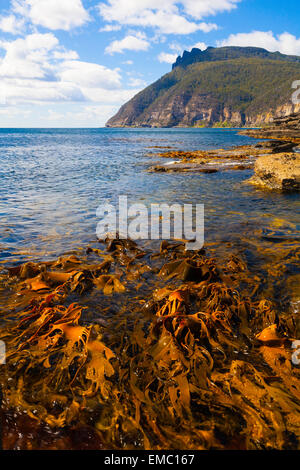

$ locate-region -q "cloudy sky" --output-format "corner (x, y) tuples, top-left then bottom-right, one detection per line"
(0, 0), (299, 127)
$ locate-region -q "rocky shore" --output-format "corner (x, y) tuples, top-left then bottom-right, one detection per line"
(249, 154), (300, 190)
(240, 112), (300, 144)
(241, 112), (300, 190)
(147, 145), (271, 173)
(148, 112), (300, 191)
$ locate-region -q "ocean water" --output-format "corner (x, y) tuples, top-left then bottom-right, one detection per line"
(0, 127), (299, 271)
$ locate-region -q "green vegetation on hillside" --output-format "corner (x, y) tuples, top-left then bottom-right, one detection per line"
(106, 47), (300, 128)
(172, 45), (300, 69)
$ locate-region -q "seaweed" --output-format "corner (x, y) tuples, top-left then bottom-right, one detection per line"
(0, 238), (299, 450)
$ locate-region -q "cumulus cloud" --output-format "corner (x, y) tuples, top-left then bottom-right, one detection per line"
(0, 14), (25, 34)
(183, 0), (240, 19)
(191, 41), (208, 50)
(58, 60), (122, 89)
(45, 104), (129, 127)
(53, 50), (79, 60)
(12, 0), (90, 31)
(99, 24), (121, 32)
(0, 33), (60, 79)
(2, 79), (86, 104)
(199, 23), (218, 33)
(0, 2), (149, 126)
(218, 31), (300, 56)
(158, 52), (178, 64)
(105, 33), (150, 54)
(0, 32), (141, 110)
(64, 105), (115, 123)
(80, 87), (142, 104)
(97, 0), (226, 35)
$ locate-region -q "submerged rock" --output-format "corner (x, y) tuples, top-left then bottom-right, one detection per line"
(249, 153), (300, 190)
(147, 145), (261, 173)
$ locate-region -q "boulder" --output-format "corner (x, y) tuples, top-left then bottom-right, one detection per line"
(249, 153), (300, 190)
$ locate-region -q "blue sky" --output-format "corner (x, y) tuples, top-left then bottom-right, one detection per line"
(0, 0), (299, 127)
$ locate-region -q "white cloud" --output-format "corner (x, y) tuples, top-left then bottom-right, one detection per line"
(0, 32), (140, 111)
(48, 109), (65, 121)
(198, 23), (218, 33)
(66, 105), (112, 122)
(105, 33), (150, 54)
(49, 104), (130, 127)
(191, 41), (207, 51)
(97, 0), (226, 35)
(0, 2), (150, 126)
(218, 31), (300, 56)
(12, 0), (90, 31)
(0, 33), (59, 79)
(2, 79), (86, 104)
(128, 77), (146, 87)
(183, 0), (240, 19)
(158, 52), (178, 64)
(169, 42), (184, 53)
(0, 14), (25, 34)
(0, 105), (31, 117)
(58, 60), (122, 89)
(80, 87), (142, 105)
(0, 102), (136, 127)
(53, 50), (79, 60)
(99, 24), (121, 32)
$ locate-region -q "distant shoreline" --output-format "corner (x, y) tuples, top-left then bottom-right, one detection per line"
(0, 126), (262, 130)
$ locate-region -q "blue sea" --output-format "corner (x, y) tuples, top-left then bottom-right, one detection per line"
(0, 128), (299, 272)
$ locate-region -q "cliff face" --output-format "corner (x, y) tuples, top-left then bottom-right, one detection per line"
(172, 46), (300, 69)
(106, 46), (300, 128)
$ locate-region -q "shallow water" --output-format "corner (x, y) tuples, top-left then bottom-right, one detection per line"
(0, 128), (299, 267)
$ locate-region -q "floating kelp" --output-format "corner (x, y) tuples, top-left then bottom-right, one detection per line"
(0, 238), (300, 450)
(0, 297), (115, 429)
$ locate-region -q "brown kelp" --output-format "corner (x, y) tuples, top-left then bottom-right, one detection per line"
(0, 236), (299, 450)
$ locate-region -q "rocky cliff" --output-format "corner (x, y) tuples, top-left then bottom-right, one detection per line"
(106, 46), (300, 128)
